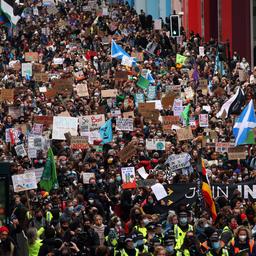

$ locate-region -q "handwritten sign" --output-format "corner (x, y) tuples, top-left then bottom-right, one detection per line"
(70, 136), (88, 150)
(146, 139), (165, 150)
(118, 142), (137, 163)
(52, 77), (74, 91)
(199, 114), (209, 127)
(101, 89), (118, 98)
(34, 116), (53, 126)
(228, 146), (247, 160)
(25, 52), (39, 62)
(115, 71), (128, 80)
(162, 116), (180, 131)
(12, 172), (37, 192)
(138, 102), (155, 113)
(0, 89), (14, 102)
(79, 114), (105, 133)
(76, 83), (89, 97)
(116, 118), (134, 131)
(176, 127), (193, 141)
(33, 73), (48, 82)
(121, 167), (136, 189)
(82, 172), (95, 184)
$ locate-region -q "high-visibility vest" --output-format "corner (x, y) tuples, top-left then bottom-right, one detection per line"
(206, 249), (229, 256)
(134, 225), (147, 238)
(120, 248), (139, 256)
(105, 235), (118, 247)
(230, 239), (255, 254)
(45, 211), (53, 222)
(174, 224), (193, 250)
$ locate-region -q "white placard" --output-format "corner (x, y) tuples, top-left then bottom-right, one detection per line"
(79, 115), (105, 133)
(22, 63), (32, 77)
(82, 172), (95, 184)
(199, 46), (204, 56)
(52, 116), (78, 140)
(137, 167), (148, 179)
(146, 139), (166, 150)
(151, 183), (167, 201)
(12, 172), (37, 192)
(121, 56), (134, 67)
(116, 118), (134, 131)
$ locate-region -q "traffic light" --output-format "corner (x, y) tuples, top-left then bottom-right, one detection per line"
(170, 15), (180, 37)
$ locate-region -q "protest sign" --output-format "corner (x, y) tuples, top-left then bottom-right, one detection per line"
(147, 85), (157, 100)
(121, 167), (136, 189)
(151, 183), (167, 200)
(110, 109), (122, 118)
(118, 142), (137, 162)
(131, 52), (144, 62)
(34, 116), (53, 126)
(184, 86), (194, 99)
(154, 19), (162, 30)
(52, 77), (74, 91)
(165, 153), (191, 171)
(116, 118), (134, 131)
(28, 136), (44, 150)
(215, 142), (233, 153)
(137, 179), (157, 188)
(142, 109), (160, 123)
(76, 83), (89, 97)
(228, 146), (247, 160)
(137, 167), (149, 179)
(26, 167), (44, 183)
(12, 172), (37, 192)
(25, 52), (39, 62)
(199, 114), (209, 127)
(33, 73), (49, 82)
(28, 148), (37, 159)
(166, 85), (181, 94)
(70, 136), (88, 150)
(138, 102), (155, 113)
(121, 56), (134, 67)
(162, 116), (180, 131)
(15, 144), (27, 157)
(52, 116), (78, 140)
(199, 46), (204, 56)
(146, 139), (165, 150)
(173, 99), (183, 116)
(115, 71), (128, 80)
(161, 93), (176, 109)
(123, 111), (135, 118)
(147, 100), (163, 110)
(33, 63), (45, 72)
(22, 63), (32, 77)
(8, 107), (21, 119)
(31, 123), (43, 135)
(102, 7), (109, 16)
(101, 89), (118, 98)
(82, 173), (95, 184)
(53, 58), (64, 65)
(79, 114), (105, 132)
(82, 130), (101, 144)
(135, 93), (145, 107)
(176, 127), (193, 141)
(5, 128), (19, 144)
(0, 89), (14, 102)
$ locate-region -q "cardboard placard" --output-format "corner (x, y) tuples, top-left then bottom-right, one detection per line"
(0, 89), (14, 102)
(115, 71), (128, 80)
(199, 79), (208, 87)
(79, 114), (105, 132)
(25, 52), (39, 62)
(142, 109), (160, 123)
(118, 142), (137, 163)
(215, 142), (233, 153)
(33, 63), (45, 72)
(138, 102), (155, 113)
(123, 111), (135, 118)
(162, 116), (180, 131)
(101, 89), (118, 98)
(176, 127), (193, 141)
(45, 89), (57, 98)
(76, 83), (89, 97)
(52, 77), (74, 91)
(228, 146), (247, 160)
(70, 136), (88, 150)
(33, 73), (48, 82)
(82, 172), (95, 184)
(161, 94), (176, 109)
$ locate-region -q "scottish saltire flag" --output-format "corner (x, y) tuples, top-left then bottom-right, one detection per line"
(111, 39), (130, 60)
(141, 69), (155, 84)
(99, 119), (112, 144)
(233, 100), (256, 146)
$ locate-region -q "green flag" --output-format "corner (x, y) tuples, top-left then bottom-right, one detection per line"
(176, 54), (187, 65)
(181, 104), (191, 126)
(243, 129), (256, 145)
(137, 75), (150, 90)
(40, 148), (58, 192)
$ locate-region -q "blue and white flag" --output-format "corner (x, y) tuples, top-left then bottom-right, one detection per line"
(99, 119), (112, 144)
(233, 99), (256, 146)
(141, 69), (155, 84)
(111, 39), (130, 60)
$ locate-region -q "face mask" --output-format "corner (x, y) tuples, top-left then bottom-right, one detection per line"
(143, 219), (150, 225)
(148, 200), (154, 204)
(179, 217), (188, 225)
(239, 235), (247, 241)
(98, 179), (103, 183)
(137, 240), (144, 246)
(204, 224), (210, 228)
(238, 177), (242, 182)
(68, 206), (74, 212)
(116, 176), (121, 182)
(109, 179), (114, 183)
(116, 221), (122, 226)
(212, 241), (220, 249)
(88, 199), (94, 204)
(230, 223), (238, 230)
(166, 245), (174, 253)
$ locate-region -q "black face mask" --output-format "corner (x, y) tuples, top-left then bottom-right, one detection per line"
(36, 216), (42, 221)
(62, 226), (69, 231)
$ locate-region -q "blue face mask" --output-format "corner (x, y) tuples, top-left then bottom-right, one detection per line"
(137, 240), (144, 246)
(116, 176), (121, 182)
(212, 241), (220, 250)
(166, 245), (174, 253)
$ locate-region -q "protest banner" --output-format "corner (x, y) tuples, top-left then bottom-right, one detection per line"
(101, 89), (118, 98)
(22, 63), (32, 77)
(33, 73), (49, 82)
(52, 116), (78, 140)
(82, 173), (95, 184)
(146, 139), (165, 150)
(164, 153), (191, 171)
(0, 89), (14, 102)
(15, 144), (27, 157)
(121, 167), (136, 189)
(162, 116), (180, 131)
(33, 116), (53, 126)
(70, 136), (88, 150)
(115, 71), (128, 80)
(176, 127), (193, 141)
(116, 118), (134, 131)
(12, 172), (37, 192)
(173, 99), (183, 116)
(123, 111), (135, 118)
(137, 179), (157, 188)
(138, 102), (155, 113)
(79, 114), (105, 132)
(228, 146), (247, 160)
(199, 114), (209, 127)
(118, 142), (137, 162)
(25, 52), (39, 62)
(76, 83), (89, 97)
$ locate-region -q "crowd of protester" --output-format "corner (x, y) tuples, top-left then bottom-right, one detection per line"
(0, 0), (256, 255)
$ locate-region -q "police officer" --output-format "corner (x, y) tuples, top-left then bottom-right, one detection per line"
(120, 237), (139, 256)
